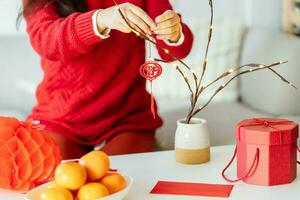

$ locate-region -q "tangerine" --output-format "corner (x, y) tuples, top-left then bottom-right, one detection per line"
(100, 172), (127, 194)
(39, 187), (73, 200)
(80, 151), (110, 181)
(54, 162), (87, 190)
(77, 182), (109, 200)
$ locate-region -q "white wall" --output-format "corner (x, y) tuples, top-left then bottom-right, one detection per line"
(0, 0), (25, 35)
(249, 0), (282, 31)
(0, 0), (283, 35)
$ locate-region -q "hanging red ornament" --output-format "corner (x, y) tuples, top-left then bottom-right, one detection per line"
(140, 60), (163, 119)
(0, 117), (61, 192)
(139, 61), (163, 81)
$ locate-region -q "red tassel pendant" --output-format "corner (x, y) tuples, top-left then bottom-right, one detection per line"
(140, 61), (163, 119)
(140, 38), (163, 119)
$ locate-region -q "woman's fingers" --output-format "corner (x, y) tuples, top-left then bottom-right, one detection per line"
(118, 23), (132, 33)
(97, 2), (158, 35)
(155, 10), (176, 23)
(130, 4), (156, 29)
(119, 3), (156, 35)
(118, 12), (141, 33)
(126, 11), (152, 35)
(153, 10), (182, 42)
(156, 30), (180, 41)
(153, 17), (179, 31)
(153, 25), (178, 35)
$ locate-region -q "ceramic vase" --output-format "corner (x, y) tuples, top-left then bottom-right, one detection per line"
(175, 118), (211, 164)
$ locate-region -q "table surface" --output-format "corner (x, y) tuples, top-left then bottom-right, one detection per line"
(1, 145), (300, 200)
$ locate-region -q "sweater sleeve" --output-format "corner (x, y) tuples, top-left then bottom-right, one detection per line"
(145, 0), (194, 61)
(25, 4), (104, 61)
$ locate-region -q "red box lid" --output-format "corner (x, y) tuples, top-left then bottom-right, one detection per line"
(236, 118), (299, 145)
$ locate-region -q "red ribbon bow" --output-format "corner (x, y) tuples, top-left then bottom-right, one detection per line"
(238, 118), (293, 145)
(251, 118), (292, 127)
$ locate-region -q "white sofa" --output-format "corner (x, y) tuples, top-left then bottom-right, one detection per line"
(0, 26), (299, 149)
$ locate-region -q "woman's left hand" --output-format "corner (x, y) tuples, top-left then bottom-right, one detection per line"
(152, 10), (182, 43)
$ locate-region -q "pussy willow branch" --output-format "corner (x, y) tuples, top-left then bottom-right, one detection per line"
(202, 61), (297, 90)
(176, 66), (194, 97)
(155, 58), (195, 100)
(267, 68), (297, 89)
(190, 61), (289, 117)
(185, 0), (213, 122)
(198, 0), (213, 87)
(203, 63), (254, 89)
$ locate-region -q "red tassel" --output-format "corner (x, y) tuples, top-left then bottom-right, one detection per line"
(139, 61), (162, 120)
(150, 81), (156, 119)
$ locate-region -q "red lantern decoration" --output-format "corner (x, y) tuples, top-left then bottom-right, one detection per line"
(140, 61), (163, 81)
(0, 117), (61, 191)
(140, 61), (163, 119)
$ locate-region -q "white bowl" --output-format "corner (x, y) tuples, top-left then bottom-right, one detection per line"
(25, 175), (133, 200)
(0, 188), (25, 199)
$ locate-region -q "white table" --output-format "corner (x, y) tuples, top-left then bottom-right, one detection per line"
(1, 145), (300, 200)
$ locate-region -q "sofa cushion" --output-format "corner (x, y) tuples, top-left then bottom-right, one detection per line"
(240, 30), (300, 115)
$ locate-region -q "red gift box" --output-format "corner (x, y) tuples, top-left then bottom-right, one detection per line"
(222, 118), (299, 186)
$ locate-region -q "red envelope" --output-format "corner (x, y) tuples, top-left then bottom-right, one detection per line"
(150, 181), (234, 198)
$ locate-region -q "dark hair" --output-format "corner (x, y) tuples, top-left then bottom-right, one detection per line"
(17, 0), (87, 26)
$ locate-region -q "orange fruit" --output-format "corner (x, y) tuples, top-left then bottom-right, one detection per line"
(77, 182), (109, 200)
(80, 151), (110, 181)
(47, 182), (78, 199)
(47, 181), (60, 189)
(39, 187), (73, 200)
(54, 162), (87, 190)
(100, 172), (127, 194)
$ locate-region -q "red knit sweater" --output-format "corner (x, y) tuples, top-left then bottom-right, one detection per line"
(26, 0), (193, 146)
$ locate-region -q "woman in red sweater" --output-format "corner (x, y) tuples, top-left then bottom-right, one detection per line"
(22, 0), (193, 158)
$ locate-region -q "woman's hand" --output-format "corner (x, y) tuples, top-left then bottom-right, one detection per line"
(96, 3), (156, 35)
(152, 10), (182, 43)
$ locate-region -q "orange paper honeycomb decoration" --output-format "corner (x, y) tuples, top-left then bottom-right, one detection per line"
(0, 117), (61, 191)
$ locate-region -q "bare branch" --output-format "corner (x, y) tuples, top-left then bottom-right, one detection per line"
(203, 63), (251, 90)
(153, 58), (168, 63)
(176, 66), (194, 97)
(191, 61), (292, 117)
(268, 68), (297, 89)
(198, 0), (214, 87)
(153, 58), (198, 91)
(187, 0), (214, 123)
(202, 61), (297, 90)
